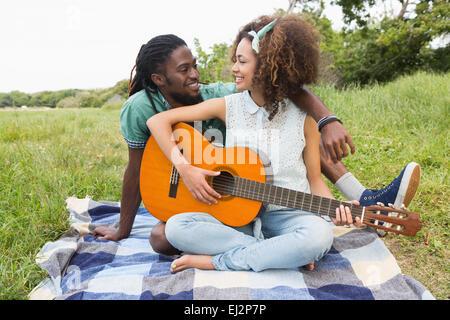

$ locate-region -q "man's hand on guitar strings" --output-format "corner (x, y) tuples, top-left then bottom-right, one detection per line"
(177, 164), (222, 205)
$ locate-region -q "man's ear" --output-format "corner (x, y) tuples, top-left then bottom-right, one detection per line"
(151, 73), (166, 87)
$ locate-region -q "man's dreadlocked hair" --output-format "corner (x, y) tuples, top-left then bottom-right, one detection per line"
(128, 34), (187, 101)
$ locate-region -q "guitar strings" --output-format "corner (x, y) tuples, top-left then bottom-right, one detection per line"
(211, 176), (362, 215)
(196, 175), (366, 220)
(174, 169), (397, 224)
(173, 171), (398, 227)
(168, 168), (399, 229)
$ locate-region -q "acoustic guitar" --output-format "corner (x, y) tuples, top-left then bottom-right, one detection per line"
(140, 122), (422, 236)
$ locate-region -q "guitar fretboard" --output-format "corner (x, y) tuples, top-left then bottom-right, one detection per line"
(232, 176), (364, 218)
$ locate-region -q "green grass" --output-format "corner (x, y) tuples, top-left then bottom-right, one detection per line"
(0, 108), (126, 299)
(0, 71), (448, 299)
(313, 71), (449, 299)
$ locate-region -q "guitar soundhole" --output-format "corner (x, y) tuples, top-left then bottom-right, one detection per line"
(212, 171), (235, 196)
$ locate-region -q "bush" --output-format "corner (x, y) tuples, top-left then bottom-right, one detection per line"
(193, 39), (234, 83)
(78, 93), (102, 108)
(56, 96), (79, 108)
(101, 94), (125, 110)
(0, 93), (12, 107)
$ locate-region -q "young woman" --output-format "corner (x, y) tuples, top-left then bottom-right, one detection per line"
(146, 14), (361, 273)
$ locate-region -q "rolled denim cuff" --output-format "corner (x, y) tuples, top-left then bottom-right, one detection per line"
(211, 254), (228, 271)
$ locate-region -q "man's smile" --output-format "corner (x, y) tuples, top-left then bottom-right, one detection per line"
(186, 81), (199, 91)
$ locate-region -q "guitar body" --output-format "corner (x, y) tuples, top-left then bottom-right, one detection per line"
(140, 122), (267, 227)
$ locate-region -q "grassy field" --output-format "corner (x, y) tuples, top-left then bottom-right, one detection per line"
(0, 71), (448, 299)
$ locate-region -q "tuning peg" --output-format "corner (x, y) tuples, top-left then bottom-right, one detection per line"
(377, 202), (385, 207)
(400, 203), (407, 210)
(388, 203), (395, 208)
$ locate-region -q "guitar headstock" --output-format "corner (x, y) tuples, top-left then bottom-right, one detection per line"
(362, 204), (422, 236)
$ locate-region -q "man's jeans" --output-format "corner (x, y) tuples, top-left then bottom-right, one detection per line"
(165, 209), (334, 272)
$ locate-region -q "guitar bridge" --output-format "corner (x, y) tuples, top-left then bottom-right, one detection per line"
(168, 165), (180, 198)
(168, 149), (182, 198)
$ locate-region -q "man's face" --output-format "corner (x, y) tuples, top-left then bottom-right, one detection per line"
(160, 45), (203, 106)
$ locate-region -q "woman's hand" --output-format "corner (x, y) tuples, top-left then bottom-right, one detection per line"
(331, 200), (362, 227)
(177, 164), (221, 205)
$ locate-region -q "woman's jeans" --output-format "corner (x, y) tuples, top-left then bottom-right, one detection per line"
(164, 208), (334, 272)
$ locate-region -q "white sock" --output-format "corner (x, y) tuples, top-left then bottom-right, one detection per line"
(334, 172), (366, 201)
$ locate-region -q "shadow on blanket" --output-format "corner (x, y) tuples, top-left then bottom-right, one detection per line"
(29, 196), (434, 300)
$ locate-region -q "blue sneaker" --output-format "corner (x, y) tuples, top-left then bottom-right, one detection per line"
(359, 162), (420, 208)
(359, 162), (421, 235)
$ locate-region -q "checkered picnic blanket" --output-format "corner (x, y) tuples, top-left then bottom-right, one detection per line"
(29, 196), (434, 300)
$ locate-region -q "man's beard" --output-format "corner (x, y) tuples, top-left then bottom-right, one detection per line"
(170, 91), (204, 106)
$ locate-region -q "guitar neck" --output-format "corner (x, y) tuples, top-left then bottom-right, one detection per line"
(233, 176), (364, 219)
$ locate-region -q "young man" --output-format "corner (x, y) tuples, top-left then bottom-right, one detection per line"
(92, 34), (420, 253)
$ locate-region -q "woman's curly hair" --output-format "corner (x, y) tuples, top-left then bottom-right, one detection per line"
(231, 14), (320, 119)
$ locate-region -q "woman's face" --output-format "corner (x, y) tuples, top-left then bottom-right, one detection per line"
(232, 38), (257, 91)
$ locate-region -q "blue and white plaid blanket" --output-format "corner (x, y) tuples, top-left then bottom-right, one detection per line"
(30, 196), (434, 300)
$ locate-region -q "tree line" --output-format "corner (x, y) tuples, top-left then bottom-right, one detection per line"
(0, 80), (128, 109)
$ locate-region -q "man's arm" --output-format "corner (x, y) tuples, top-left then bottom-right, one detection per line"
(291, 86), (331, 121)
(290, 86), (355, 163)
(93, 147), (144, 240)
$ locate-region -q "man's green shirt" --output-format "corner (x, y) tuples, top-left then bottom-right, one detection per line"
(120, 82), (237, 149)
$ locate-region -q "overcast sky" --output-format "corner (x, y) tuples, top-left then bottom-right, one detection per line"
(0, 0), (348, 93)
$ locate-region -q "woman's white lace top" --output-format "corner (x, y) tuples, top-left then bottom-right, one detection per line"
(224, 90), (310, 211)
